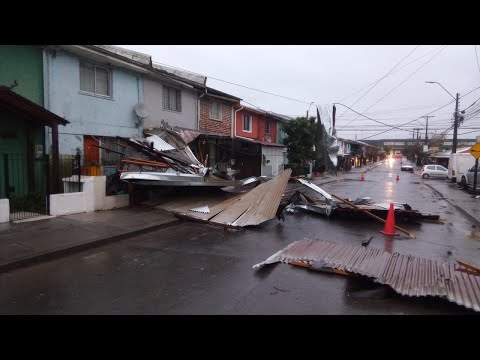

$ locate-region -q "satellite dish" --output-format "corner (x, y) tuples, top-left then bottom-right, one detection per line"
(134, 103), (150, 119)
(265, 135), (271, 143)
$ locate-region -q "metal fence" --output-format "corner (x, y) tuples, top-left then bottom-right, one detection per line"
(1, 153), (50, 221)
(56, 153), (83, 194)
(2, 152), (125, 221)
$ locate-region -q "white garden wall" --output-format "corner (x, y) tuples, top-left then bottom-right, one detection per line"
(49, 176), (128, 217)
(0, 199), (9, 223)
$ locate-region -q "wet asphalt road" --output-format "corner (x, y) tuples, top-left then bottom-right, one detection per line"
(1, 158), (479, 314)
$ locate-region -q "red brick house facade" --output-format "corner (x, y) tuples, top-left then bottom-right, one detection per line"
(197, 89), (241, 136)
(199, 97), (233, 136)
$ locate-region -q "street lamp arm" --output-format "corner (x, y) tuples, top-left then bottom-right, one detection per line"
(425, 81), (456, 101)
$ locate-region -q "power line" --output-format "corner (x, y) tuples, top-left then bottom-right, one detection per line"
(336, 46), (442, 104)
(357, 83), (480, 140)
(339, 46), (449, 130)
(335, 104), (451, 116)
(151, 60), (313, 105)
(458, 129), (480, 135)
(336, 45), (420, 121)
(207, 76), (314, 105)
(475, 45), (480, 76)
(334, 103), (412, 133)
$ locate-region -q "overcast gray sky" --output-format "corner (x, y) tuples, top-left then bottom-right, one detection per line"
(120, 45), (480, 141)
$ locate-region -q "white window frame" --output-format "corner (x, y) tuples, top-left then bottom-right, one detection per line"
(243, 114), (252, 132)
(79, 61), (112, 99)
(209, 101), (222, 121)
(163, 85), (182, 112)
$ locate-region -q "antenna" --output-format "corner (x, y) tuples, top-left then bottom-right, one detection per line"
(134, 103), (150, 128)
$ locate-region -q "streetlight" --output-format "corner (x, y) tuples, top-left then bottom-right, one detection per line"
(425, 81), (460, 153)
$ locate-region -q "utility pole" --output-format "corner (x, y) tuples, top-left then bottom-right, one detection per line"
(422, 116), (434, 146)
(332, 105), (336, 129)
(452, 93), (460, 153)
(413, 128), (421, 141)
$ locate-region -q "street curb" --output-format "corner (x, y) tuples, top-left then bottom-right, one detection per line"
(0, 219), (183, 274)
(363, 162), (383, 173)
(423, 183), (480, 228)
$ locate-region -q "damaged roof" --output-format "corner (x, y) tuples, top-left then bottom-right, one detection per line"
(254, 238), (480, 312)
(58, 45), (242, 103)
(152, 62), (206, 85)
(145, 126), (231, 145)
(93, 45), (152, 65)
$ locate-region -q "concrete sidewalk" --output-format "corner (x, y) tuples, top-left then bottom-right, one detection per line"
(421, 179), (480, 227)
(0, 206), (180, 273)
(0, 162), (384, 273)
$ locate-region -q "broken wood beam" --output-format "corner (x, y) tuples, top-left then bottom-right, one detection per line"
(331, 193), (416, 239)
(122, 159), (170, 168)
(128, 182), (135, 208)
(456, 259), (480, 275)
(122, 158), (170, 168)
(91, 144), (125, 155)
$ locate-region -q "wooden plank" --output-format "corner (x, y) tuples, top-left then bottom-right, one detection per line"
(122, 159), (170, 168)
(331, 193), (416, 239)
(456, 260), (480, 275)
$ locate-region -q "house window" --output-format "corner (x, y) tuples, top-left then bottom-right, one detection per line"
(210, 101), (222, 120)
(80, 62), (111, 97)
(163, 86), (182, 112)
(243, 114), (252, 132)
(265, 120), (271, 134)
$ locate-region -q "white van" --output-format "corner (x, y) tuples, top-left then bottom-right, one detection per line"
(448, 153), (476, 183)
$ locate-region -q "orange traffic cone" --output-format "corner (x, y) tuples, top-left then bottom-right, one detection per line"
(380, 203), (399, 236)
(361, 173), (365, 181)
(396, 174), (400, 181)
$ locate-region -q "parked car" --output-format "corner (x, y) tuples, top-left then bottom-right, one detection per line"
(460, 163), (480, 188)
(401, 164), (414, 172)
(420, 164), (448, 179)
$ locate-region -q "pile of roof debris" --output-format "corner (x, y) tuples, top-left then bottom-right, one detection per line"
(108, 126), (438, 229)
(118, 134), (221, 186)
(104, 128), (292, 228)
(170, 169), (292, 228)
(278, 178), (440, 224)
(253, 238), (480, 312)
(117, 124), (268, 189)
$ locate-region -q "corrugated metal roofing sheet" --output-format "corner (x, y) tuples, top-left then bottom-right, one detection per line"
(253, 238), (480, 312)
(94, 45), (152, 65)
(177, 169), (292, 227)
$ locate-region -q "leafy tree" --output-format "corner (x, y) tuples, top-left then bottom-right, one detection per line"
(403, 142), (424, 165)
(365, 146), (382, 162)
(429, 132), (446, 149)
(283, 117), (316, 176)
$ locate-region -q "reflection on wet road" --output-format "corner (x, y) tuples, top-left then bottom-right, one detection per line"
(0, 159), (477, 314)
